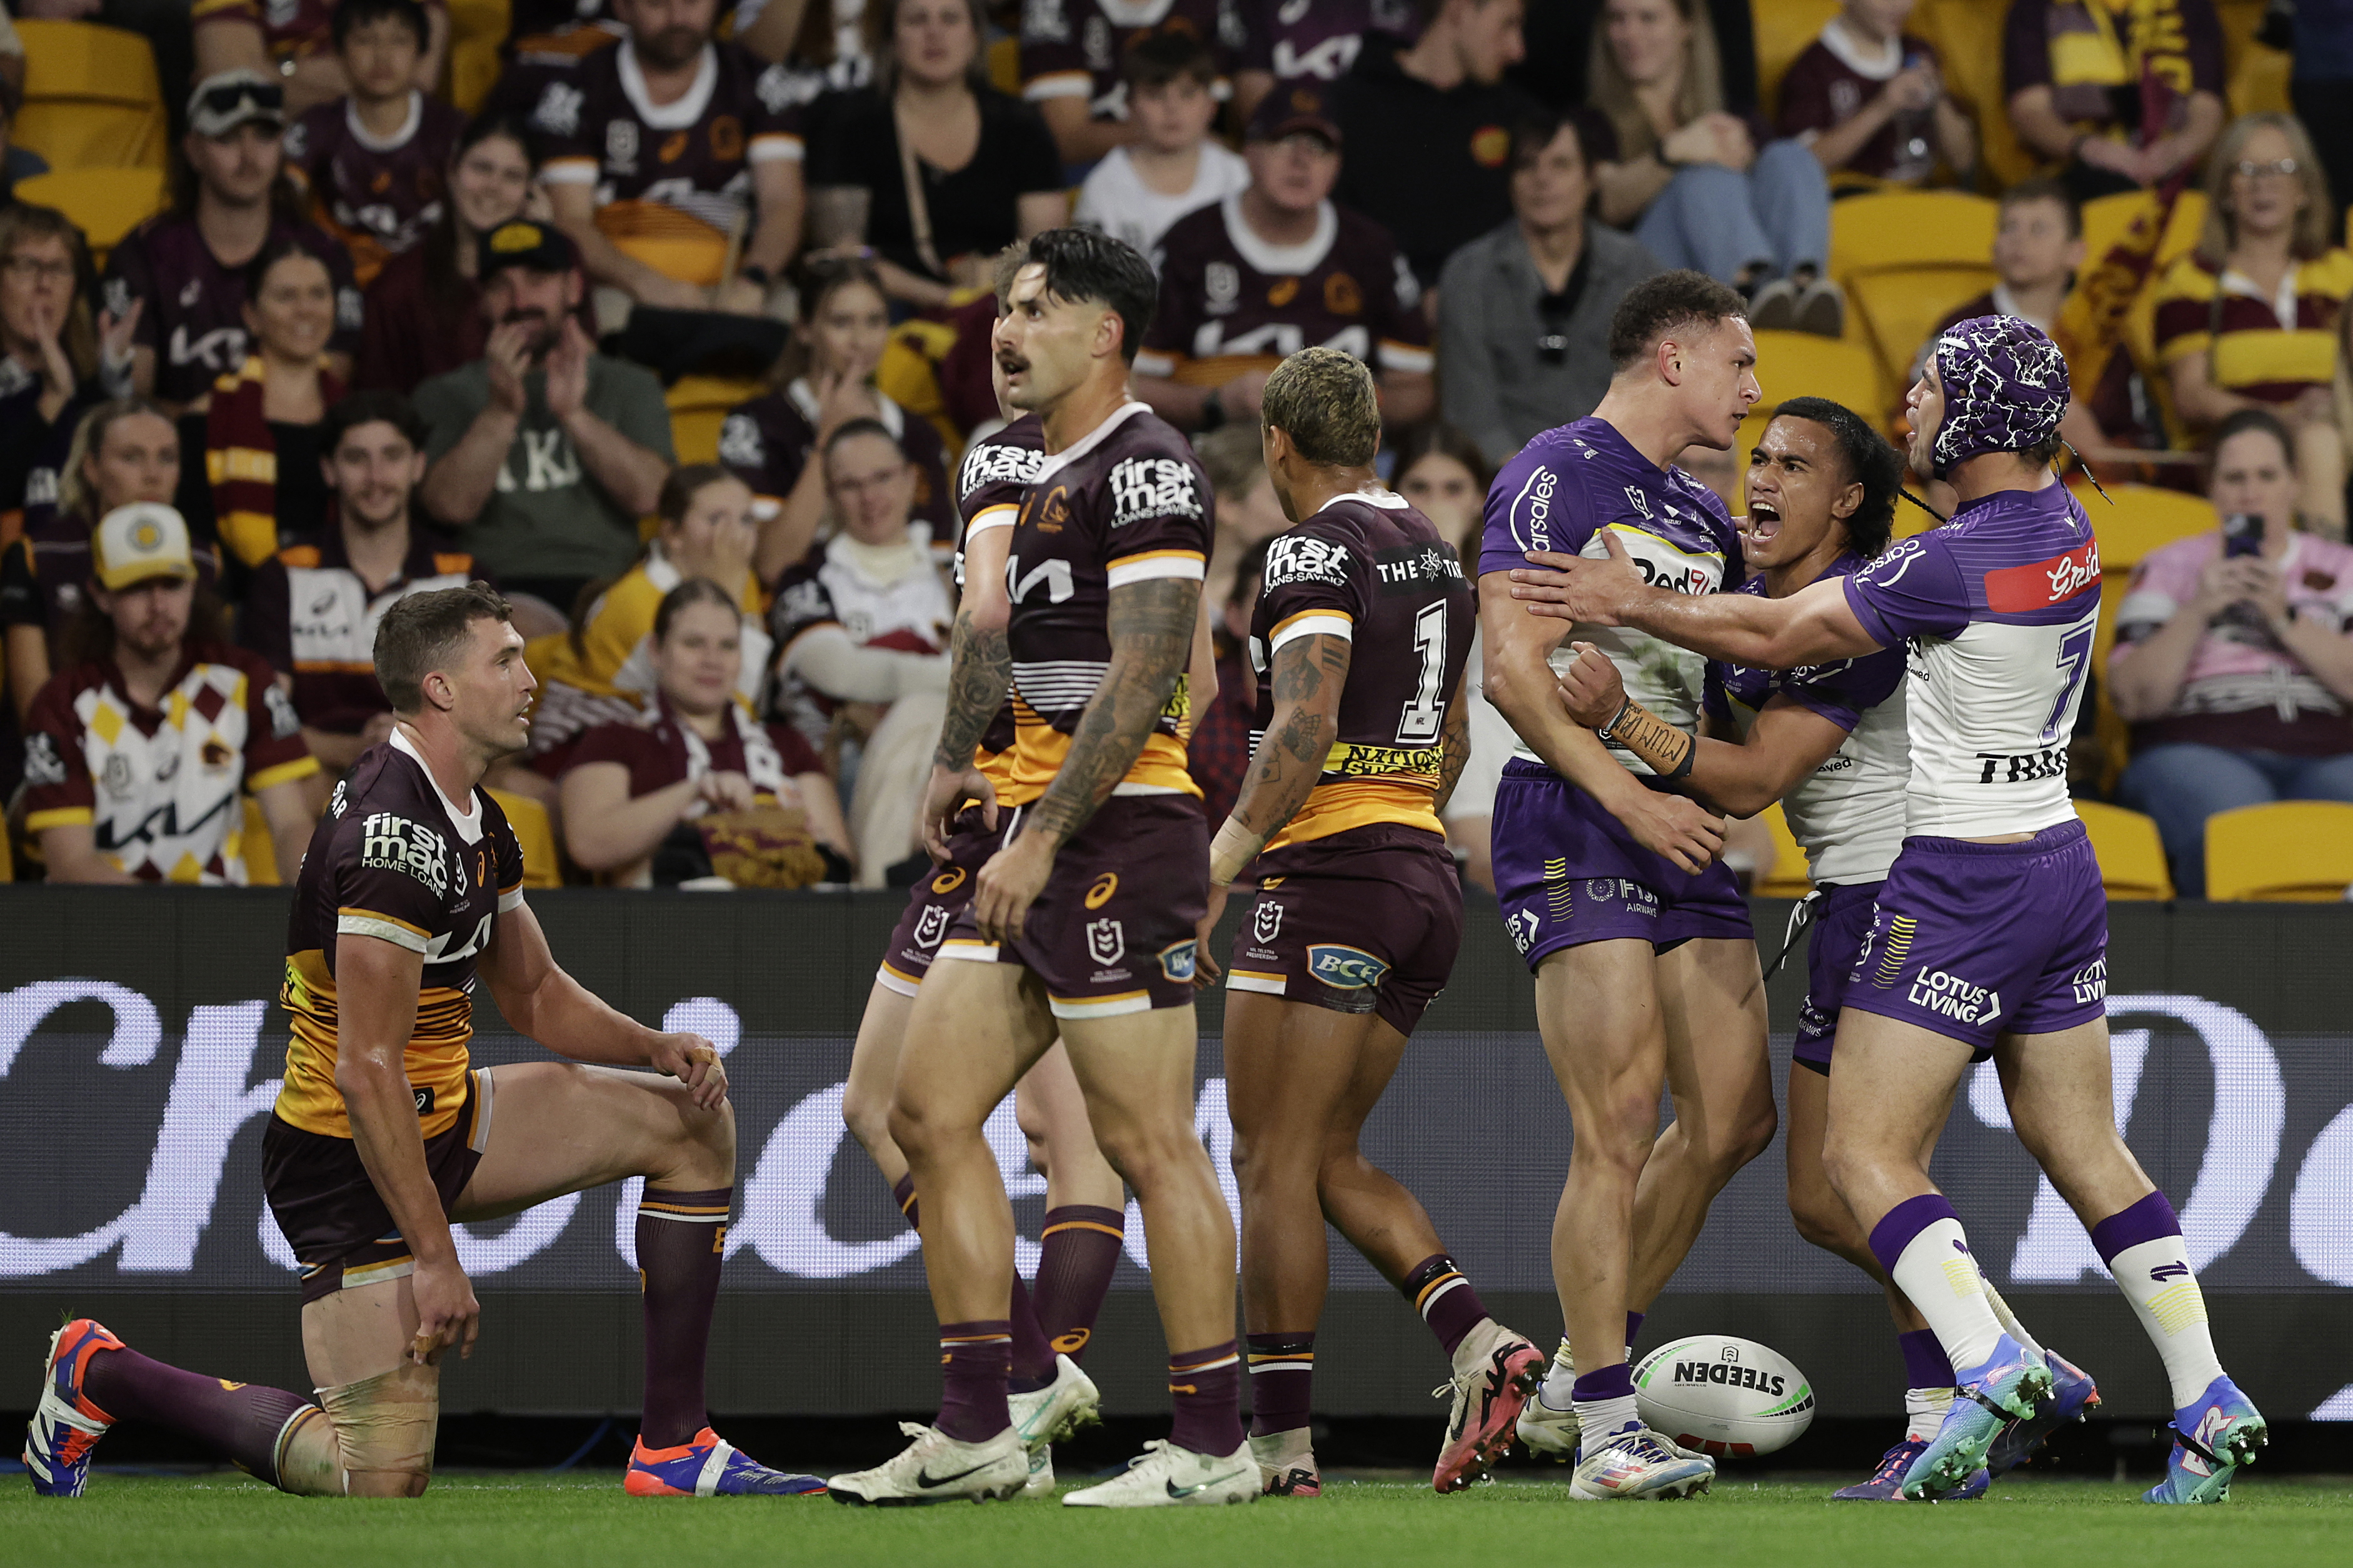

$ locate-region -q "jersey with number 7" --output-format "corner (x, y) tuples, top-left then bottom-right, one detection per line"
(1247, 491), (1475, 848)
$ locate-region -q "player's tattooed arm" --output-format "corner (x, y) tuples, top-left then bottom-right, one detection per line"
(1432, 671), (1473, 816)
(933, 605), (1013, 772)
(1213, 631), (1352, 882)
(1026, 576), (1200, 847)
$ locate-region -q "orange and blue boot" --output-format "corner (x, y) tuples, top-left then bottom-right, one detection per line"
(23, 1320), (123, 1497)
(625, 1427), (826, 1496)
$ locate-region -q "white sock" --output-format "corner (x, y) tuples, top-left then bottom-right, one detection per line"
(1980, 1279), (2047, 1363)
(1538, 1337), (1577, 1409)
(2107, 1235), (2226, 1411)
(1572, 1394), (1640, 1450)
(1905, 1386), (1954, 1444)
(1887, 1216), (2006, 1376)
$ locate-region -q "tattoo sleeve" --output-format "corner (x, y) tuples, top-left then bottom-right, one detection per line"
(1226, 631), (1351, 849)
(1600, 698), (1697, 779)
(932, 606), (1012, 771)
(1026, 576), (1200, 845)
(1432, 671), (1472, 815)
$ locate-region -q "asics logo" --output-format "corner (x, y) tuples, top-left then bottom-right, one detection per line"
(1166, 1467), (1250, 1498)
(2150, 1262), (2190, 1282)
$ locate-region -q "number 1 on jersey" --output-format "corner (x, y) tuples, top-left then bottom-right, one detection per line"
(1397, 601), (1448, 743)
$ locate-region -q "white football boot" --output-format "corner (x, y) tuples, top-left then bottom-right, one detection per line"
(1516, 1337), (1581, 1461)
(1022, 1447), (1055, 1497)
(1568, 1427), (1715, 1501)
(1063, 1439), (1258, 1508)
(825, 1422), (1027, 1506)
(1008, 1354), (1100, 1456)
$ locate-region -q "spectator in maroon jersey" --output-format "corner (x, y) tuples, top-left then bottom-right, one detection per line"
(1019, 0), (1242, 169)
(0, 204), (103, 517)
(354, 112), (540, 396)
(281, 0), (464, 288)
(1232, 0), (1420, 124)
(1775, 0), (1974, 191)
(188, 242), (343, 567)
(2004, 0), (2224, 206)
(192, 0), (448, 120)
(1185, 534), (1268, 826)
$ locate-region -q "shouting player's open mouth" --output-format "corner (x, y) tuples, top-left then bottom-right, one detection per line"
(1743, 497), (1781, 548)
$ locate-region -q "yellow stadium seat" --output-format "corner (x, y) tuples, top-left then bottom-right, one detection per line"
(11, 21), (168, 172)
(1848, 264), (1996, 405)
(2074, 800), (2172, 899)
(1829, 191), (2000, 287)
(1752, 329), (1891, 429)
(668, 374), (768, 466)
(988, 34), (1023, 96)
(488, 788), (564, 889)
(443, 0), (513, 114)
(2087, 482), (2215, 667)
(2078, 190), (2207, 278)
(11, 169), (166, 267)
(1914, 0), (2035, 190)
(1752, 0), (1843, 121)
(2205, 801), (2353, 901)
(1753, 801), (1813, 898)
(242, 796), (279, 887)
(0, 816), (14, 882)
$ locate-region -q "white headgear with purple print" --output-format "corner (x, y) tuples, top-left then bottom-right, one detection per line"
(1928, 314), (2072, 479)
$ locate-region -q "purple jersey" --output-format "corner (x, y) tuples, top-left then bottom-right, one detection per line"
(1241, 0), (1417, 82)
(103, 216), (364, 407)
(1842, 481), (2099, 838)
(1479, 416), (1743, 775)
(1021, 0), (1245, 122)
(1703, 554), (1909, 885)
(284, 92), (466, 285)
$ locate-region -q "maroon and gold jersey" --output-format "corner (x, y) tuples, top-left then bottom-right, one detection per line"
(284, 91), (466, 286)
(1021, 0), (1244, 122)
(955, 412), (1048, 792)
(1247, 489), (1470, 850)
(1133, 196), (1431, 386)
(718, 381), (952, 536)
(277, 729), (528, 1141)
(103, 215), (363, 407)
(536, 37), (804, 286)
(1003, 402), (1212, 803)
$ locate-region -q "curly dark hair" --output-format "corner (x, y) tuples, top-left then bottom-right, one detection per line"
(1767, 397), (1903, 559)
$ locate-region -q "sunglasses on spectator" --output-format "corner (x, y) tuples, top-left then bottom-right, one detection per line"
(194, 80), (284, 119)
(2232, 157), (2299, 180)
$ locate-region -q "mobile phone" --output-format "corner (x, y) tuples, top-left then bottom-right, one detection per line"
(2222, 513), (2264, 558)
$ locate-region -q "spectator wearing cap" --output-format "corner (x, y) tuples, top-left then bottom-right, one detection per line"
(1438, 107), (1661, 467)
(193, 0), (449, 121)
(1071, 32), (1251, 264)
(1131, 90), (1433, 434)
(240, 389), (479, 777)
(2004, 0), (2224, 206)
(413, 217), (675, 615)
(21, 501), (317, 883)
(101, 70), (364, 414)
(1327, 0), (1540, 292)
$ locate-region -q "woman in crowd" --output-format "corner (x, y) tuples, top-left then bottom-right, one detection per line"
(193, 242), (341, 567)
(805, 0), (1065, 312)
(2110, 408), (2353, 897)
(1587, 0), (1839, 332)
(1439, 111), (1662, 470)
(2153, 113), (2353, 538)
(561, 577), (853, 887)
(0, 206), (106, 516)
(527, 464), (773, 777)
(0, 397), (209, 724)
(721, 256), (953, 586)
(354, 112), (539, 394)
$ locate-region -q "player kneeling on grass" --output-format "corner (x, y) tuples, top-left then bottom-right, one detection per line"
(1196, 346), (1542, 1499)
(23, 584), (821, 1501)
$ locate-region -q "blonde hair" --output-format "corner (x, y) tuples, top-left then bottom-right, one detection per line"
(1587, 0), (1723, 166)
(2199, 112), (2337, 266)
(59, 397), (175, 527)
(0, 205), (97, 384)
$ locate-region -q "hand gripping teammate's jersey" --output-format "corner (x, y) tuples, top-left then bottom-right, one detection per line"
(955, 413), (1048, 794)
(1703, 554), (1910, 886)
(1478, 416), (1744, 774)
(276, 730), (527, 1141)
(1001, 401), (1213, 805)
(1842, 481), (2099, 839)
(1247, 489), (1473, 849)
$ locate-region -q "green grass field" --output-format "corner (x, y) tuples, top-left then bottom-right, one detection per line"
(7, 1471), (2350, 1567)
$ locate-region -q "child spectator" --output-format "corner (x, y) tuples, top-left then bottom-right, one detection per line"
(1020, 0), (1242, 168)
(241, 390), (478, 775)
(1072, 32), (1250, 262)
(281, 0), (464, 287)
(2004, 0), (2224, 204)
(192, 0), (448, 119)
(1775, 0), (1973, 189)
(1194, 421), (1291, 619)
(561, 576), (853, 887)
(191, 241), (343, 566)
(21, 502), (316, 882)
(354, 113), (539, 396)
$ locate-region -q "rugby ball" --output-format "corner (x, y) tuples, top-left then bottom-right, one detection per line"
(1633, 1335), (1814, 1457)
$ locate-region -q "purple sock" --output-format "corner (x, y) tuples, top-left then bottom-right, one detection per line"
(1626, 1311), (1647, 1350)
(1245, 1332), (1315, 1437)
(1033, 1204), (1123, 1363)
(1899, 1329), (1955, 1389)
(936, 1321), (1012, 1442)
(890, 1174), (920, 1232)
(83, 1347), (314, 1487)
(1168, 1342), (1245, 1456)
(1007, 1274), (1057, 1394)
(1402, 1254), (1488, 1357)
(2090, 1189), (2182, 1264)
(1868, 1192), (1962, 1278)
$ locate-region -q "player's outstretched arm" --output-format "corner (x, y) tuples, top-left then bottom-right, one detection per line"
(1508, 534), (1883, 669)
(1556, 644), (1854, 819)
(334, 934), (478, 1364)
(478, 901), (728, 1110)
(919, 526), (1015, 860)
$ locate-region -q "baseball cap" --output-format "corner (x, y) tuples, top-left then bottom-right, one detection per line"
(479, 219), (580, 279)
(93, 504), (196, 591)
(1247, 84), (1342, 149)
(187, 70), (285, 139)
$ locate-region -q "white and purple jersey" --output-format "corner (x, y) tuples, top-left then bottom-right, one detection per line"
(1704, 554), (1909, 886)
(1842, 481), (2100, 839)
(1480, 417), (1744, 776)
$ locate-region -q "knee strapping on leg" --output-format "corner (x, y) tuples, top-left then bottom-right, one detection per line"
(317, 1362), (439, 1497)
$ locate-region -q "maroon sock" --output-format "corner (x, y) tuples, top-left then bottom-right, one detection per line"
(635, 1186), (731, 1448)
(82, 1347), (313, 1487)
(1402, 1254), (1488, 1357)
(891, 1174), (920, 1232)
(1245, 1332), (1315, 1438)
(1168, 1341), (1244, 1456)
(937, 1321), (1013, 1442)
(1033, 1204), (1123, 1363)
(1007, 1274), (1058, 1394)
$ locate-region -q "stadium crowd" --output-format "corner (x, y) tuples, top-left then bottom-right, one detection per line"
(0, 0), (2349, 902)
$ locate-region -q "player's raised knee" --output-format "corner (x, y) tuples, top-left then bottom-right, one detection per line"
(318, 1363), (439, 1497)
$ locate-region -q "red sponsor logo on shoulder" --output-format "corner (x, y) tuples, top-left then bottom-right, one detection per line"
(1985, 539), (2100, 611)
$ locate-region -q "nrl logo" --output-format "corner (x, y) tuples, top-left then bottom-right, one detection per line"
(1252, 902), (1283, 943)
(1086, 918), (1125, 966)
